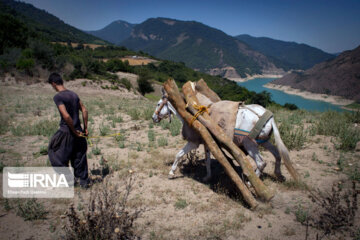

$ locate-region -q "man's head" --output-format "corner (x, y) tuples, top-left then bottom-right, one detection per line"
(48, 72), (63, 91)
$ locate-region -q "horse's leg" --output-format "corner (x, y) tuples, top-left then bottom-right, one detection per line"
(260, 141), (285, 181)
(242, 137), (266, 176)
(169, 141), (198, 178)
(203, 144), (211, 182)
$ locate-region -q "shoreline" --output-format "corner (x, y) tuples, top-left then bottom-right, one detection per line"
(264, 83), (354, 107)
(228, 74), (284, 82)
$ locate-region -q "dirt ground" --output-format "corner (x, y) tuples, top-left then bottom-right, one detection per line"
(102, 57), (158, 66)
(0, 75), (359, 240)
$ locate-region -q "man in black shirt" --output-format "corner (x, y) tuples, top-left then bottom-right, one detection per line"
(47, 73), (89, 188)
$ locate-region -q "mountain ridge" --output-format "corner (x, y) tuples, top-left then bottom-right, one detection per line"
(235, 34), (335, 70)
(120, 17), (283, 78)
(0, 0), (106, 44)
(86, 20), (135, 45)
(271, 45), (360, 102)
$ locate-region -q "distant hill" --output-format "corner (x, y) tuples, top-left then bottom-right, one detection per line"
(120, 17), (283, 78)
(0, 0), (106, 44)
(236, 34), (335, 70)
(87, 20), (135, 45)
(272, 45), (360, 102)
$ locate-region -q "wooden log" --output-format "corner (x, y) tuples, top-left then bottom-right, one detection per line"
(182, 81), (274, 201)
(195, 79), (221, 103)
(164, 79), (258, 209)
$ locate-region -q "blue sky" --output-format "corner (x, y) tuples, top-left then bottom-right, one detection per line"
(21, 0), (360, 53)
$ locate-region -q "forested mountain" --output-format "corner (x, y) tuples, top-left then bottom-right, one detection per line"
(120, 17), (283, 78)
(236, 34), (335, 70)
(87, 20), (135, 45)
(0, 0), (106, 44)
(272, 45), (360, 102)
(0, 1), (277, 108)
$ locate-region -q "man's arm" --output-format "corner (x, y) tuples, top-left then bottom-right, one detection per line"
(79, 100), (88, 136)
(58, 104), (82, 137)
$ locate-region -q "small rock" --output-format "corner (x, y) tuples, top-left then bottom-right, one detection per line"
(355, 141), (360, 152)
(114, 228), (120, 233)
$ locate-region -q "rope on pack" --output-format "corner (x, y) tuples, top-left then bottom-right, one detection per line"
(188, 104), (209, 126)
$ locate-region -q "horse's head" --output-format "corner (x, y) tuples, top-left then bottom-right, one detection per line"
(152, 88), (172, 123)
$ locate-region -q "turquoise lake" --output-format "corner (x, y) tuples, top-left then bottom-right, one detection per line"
(237, 78), (344, 112)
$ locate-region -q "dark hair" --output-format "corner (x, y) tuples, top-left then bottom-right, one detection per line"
(48, 72), (63, 85)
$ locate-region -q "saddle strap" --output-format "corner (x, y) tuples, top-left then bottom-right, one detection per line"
(248, 110), (273, 139)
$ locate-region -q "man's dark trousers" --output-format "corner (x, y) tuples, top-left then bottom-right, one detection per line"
(48, 130), (88, 183)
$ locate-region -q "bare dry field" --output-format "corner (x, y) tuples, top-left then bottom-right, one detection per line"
(51, 42), (105, 49)
(102, 57), (158, 66)
(0, 76), (359, 240)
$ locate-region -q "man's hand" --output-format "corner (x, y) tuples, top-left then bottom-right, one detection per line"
(83, 129), (89, 136)
(74, 130), (84, 138)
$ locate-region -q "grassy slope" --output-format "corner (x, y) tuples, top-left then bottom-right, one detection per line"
(0, 82), (359, 239)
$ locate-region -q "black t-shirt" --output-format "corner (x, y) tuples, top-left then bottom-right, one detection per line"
(53, 90), (82, 132)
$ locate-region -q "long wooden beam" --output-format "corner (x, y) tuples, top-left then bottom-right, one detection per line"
(182, 81), (274, 201)
(164, 79), (258, 209)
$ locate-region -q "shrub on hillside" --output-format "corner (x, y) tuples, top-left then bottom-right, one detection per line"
(29, 40), (54, 69)
(137, 76), (154, 96)
(16, 57), (34, 75)
(284, 103), (298, 110)
(64, 178), (143, 240)
(0, 47), (22, 71)
(106, 59), (133, 73)
(0, 13), (28, 54)
(120, 78), (132, 90)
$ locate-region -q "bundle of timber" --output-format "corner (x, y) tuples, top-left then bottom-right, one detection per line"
(164, 78), (300, 209)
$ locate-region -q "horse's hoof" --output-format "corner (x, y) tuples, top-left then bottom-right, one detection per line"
(168, 172), (175, 179)
(275, 173), (286, 182)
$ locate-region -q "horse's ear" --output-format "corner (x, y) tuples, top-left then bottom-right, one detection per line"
(161, 88), (168, 98)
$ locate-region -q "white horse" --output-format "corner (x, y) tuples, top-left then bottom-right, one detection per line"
(152, 89), (288, 182)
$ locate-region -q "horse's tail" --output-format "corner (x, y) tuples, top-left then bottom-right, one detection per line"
(271, 118), (300, 182)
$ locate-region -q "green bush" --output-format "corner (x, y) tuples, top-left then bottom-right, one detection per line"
(142, 107), (154, 120)
(338, 127), (360, 151)
(169, 118), (182, 136)
(157, 136), (168, 147)
(279, 122), (307, 150)
(128, 109), (140, 120)
(99, 124), (110, 136)
(92, 146), (101, 155)
(294, 204), (308, 224)
(148, 130), (155, 142)
(174, 198), (188, 209)
(120, 78), (132, 90)
(312, 111), (360, 151)
(284, 103), (298, 110)
(0, 13), (28, 54)
(29, 40), (54, 69)
(105, 59), (133, 73)
(16, 58), (34, 72)
(16, 199), (48, 221)
(137, 71), (154, 95)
